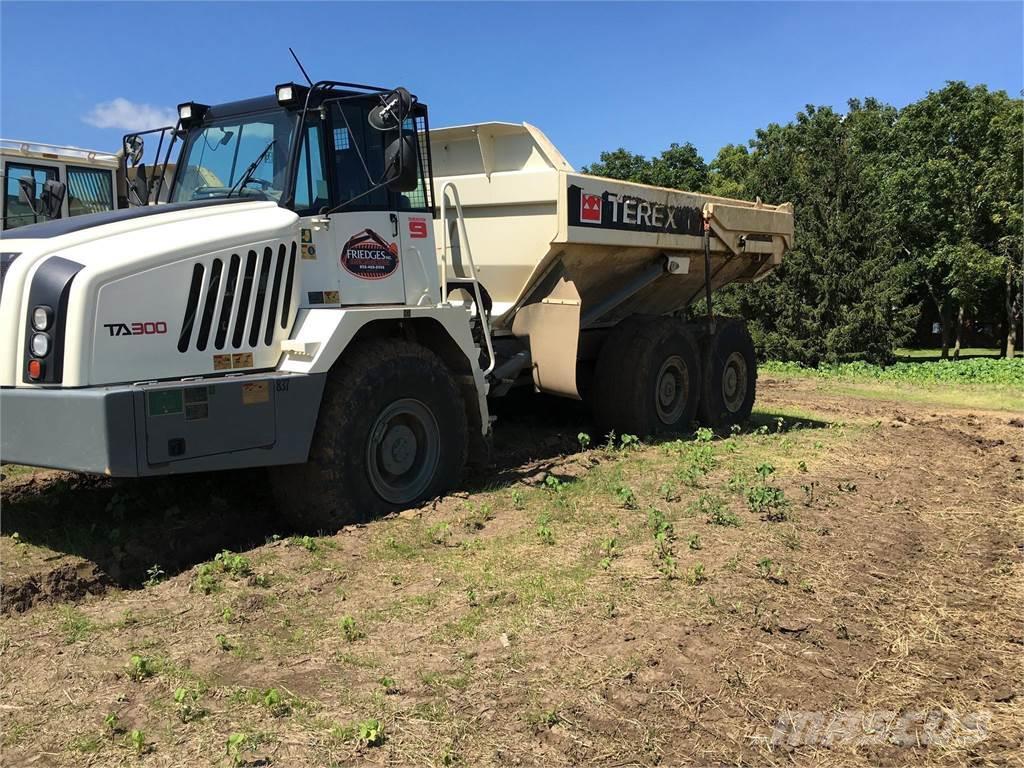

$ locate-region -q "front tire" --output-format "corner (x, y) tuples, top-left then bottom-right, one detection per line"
(271, 339), (468, 532)
(698, 319), (757, 428)
(591, 316), (702, 438)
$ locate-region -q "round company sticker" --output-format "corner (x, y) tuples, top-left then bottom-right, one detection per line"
(341, 229), (399, 280)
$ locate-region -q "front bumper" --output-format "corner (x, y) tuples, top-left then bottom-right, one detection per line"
(0, 372), (325, 477)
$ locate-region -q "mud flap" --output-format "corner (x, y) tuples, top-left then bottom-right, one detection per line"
(511, 269), (582, 399)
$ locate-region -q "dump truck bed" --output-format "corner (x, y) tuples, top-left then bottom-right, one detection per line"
(429, 122), (793, 332)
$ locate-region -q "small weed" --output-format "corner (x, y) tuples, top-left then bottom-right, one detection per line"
(726, 471), (749, 495)
(543, 474), (566, 491)
(599, 537), (619, 569)
(619, 433), (640, 450)
(686, 533), (702, 551)
(143, 564), (166, 587)
(339, 615), (364, 642)
(194, 563), (218, 594)
(512, 489), (525, 509)
(658, 481), (678, 502)
(526, 708), (560, 730)
(358, 718), (384, 746)
(290, 535), (319, 553)
(226, 732), (249, 766)
(747, 464), (790, 521)
(428, 522), (452, 545)
(251, 572), (271, 588)
(174, 687), (205, 723)
(756, 557), (788, 584)
(614, 484), (637, 510)
(801, 481), (819, 506)
(577, 432), (592, 450)
(797, 460), (808, 473)
(215, 633), (233, 652)
(776, 526), (801, 550)
(648, 508), (677, 579)
(799, 579), (816, 593)
(103, 712), (121, 736)
(463, 503), (494, 530)
(262, 687), (291, 717)
(214, 550), (252, 577)
(59, 606), (94, 644)
(703, 496), (741, 527)
(128, 729), (146, 755)
(685, 562), (707, 586)
(126, 654), (155, 681)
(536, 512), (555, 545)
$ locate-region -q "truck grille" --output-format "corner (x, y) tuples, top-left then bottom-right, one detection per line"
(177, 241), (297, 354)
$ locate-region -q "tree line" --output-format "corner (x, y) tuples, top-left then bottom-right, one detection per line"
(582, 82), (1023, 364)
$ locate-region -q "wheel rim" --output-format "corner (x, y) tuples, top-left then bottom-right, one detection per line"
(721, 351), (748, 413)
(366, 398), (440, 505)
(655, 355), (689, 424)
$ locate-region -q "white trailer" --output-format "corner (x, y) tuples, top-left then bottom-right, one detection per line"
(0, 81), (792, 530)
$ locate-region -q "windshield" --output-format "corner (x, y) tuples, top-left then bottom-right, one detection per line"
(171, 109), (297, 203)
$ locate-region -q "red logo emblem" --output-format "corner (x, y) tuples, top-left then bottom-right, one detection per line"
(408, 217), (428, 239)
(580, 192), (602, 223)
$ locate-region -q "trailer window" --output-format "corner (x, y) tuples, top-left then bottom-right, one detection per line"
(66, 166), (114, 217)
(3, 163), (60, 229)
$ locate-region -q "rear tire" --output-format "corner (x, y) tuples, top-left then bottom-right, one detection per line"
(591, 316), (701, 438)
(698, 319), (757, 428)
(270, 339), (468, 532)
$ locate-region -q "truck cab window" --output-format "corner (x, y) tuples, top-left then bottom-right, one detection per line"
(294, 123), (328, 213)
(328, 102), (389, 209)
(3, 163), (60, 229)
(66, 166), (114, 216)
(172, 110), (297, 203)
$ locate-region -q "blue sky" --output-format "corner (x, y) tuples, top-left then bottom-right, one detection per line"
(1, 2), (1021, 169)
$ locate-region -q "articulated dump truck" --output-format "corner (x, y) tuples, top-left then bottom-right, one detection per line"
(0, 81), (793, 530)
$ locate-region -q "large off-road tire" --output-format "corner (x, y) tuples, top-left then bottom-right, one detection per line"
(270, 339), (468, 532)
(591, 316), (702, 438)
(698, 319), (757, 428)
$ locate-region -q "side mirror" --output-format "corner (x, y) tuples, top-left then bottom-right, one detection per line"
(41, 180), (66, 219)
(17, 176), (36, 209)
(129, 163), (150, 206)
(369, 87), (412, 132)
(383, 135), (418, 192)
(124, 135), (144, 166)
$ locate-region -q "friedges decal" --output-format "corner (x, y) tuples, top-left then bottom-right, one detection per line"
(567, 184), (704, 237)
(341, 229), (400, 280)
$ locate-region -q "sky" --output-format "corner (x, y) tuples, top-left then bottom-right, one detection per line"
(1, 1), (1021, 169)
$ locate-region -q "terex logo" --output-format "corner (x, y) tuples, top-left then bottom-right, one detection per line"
(580, 192), (603, 223)
(104, 321), (168, 337)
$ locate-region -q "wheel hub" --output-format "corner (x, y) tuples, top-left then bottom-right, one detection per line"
(366, 399), (440, 505)
(722, 352), (748, 413)
(654, 355), (689, 424)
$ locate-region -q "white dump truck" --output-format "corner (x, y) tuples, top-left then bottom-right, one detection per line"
(0, 81), (793, 529)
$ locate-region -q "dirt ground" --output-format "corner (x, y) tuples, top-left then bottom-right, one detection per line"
(0, 376), (1021, 767)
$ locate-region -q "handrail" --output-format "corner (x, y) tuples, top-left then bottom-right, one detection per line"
(0, 138), (119, 163)
(439, 182), (496, 376)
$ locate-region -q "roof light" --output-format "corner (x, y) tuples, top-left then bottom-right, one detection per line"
(275, 82), (309, 109)
(176, 102), (209, 127)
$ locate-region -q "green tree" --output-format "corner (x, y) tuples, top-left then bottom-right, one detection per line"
(885, 82), (1019, 358)
(583, 142), (708, 192)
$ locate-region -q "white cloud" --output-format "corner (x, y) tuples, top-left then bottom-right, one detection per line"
(81, 98), (178, 131)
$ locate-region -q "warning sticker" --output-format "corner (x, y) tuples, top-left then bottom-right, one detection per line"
(242, 381), (270, 405)
(301, 243), (317, 260)
(213, 354), (232, 371)
(232, 352), (254, 369)
(323, 290), (340, 304)
(301, 228), (312, 243)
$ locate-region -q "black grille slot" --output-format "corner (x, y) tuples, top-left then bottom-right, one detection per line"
(248, 247), (274, 347)
(196, 258), (223, 351)
(281, 241), (296, 328)
(215, 254), (240, 350)
(177, 263), (205, 353)
(232, 251), (257, 349)
(265, 244), (287, 345)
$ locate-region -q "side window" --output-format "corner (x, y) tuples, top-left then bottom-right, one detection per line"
(294, 123), (328, 212)
(400, 115), (431, 211)
(66, 166), (114, 217)
(3, 163), (60, 229)
(328, 103), (388, 209)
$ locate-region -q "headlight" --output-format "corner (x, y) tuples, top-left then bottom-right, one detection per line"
(31, 332), (50, 357)
(32, 305), (52, 331)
